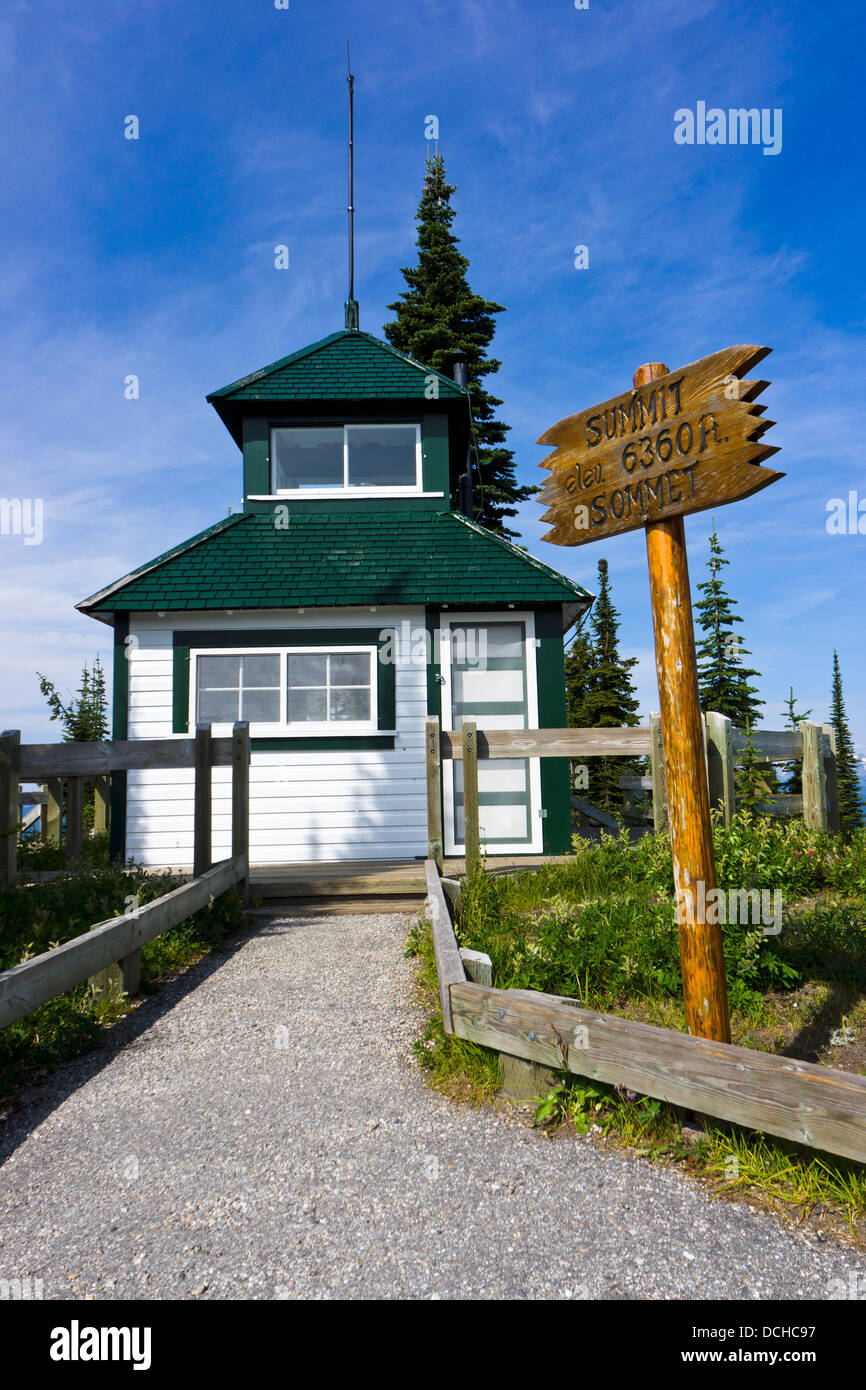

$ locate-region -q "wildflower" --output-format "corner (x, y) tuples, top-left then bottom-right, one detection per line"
(626, 1090), (638, 1101)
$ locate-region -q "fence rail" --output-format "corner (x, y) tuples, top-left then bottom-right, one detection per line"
(15, 735), (241, 779)
(0, 856), (247, 1029)
(424, 861), (866, 1165)
(425, 714), (839, 867)
(1, 724), (251, 887)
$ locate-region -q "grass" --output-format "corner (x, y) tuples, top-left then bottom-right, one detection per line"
(0, 833), (247, 1105)
(407, 813), (866, 1241)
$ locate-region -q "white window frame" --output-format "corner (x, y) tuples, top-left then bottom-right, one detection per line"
(269, 422), (423, 497)
(189, 644), (379, 737)
(439, 611), (544, 856)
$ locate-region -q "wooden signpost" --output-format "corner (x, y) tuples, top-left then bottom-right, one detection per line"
(538, 347), (784, 1043)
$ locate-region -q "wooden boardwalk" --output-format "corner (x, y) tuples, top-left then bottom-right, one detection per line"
(250, 859), (428, 908)
(250, 853), (586, 905)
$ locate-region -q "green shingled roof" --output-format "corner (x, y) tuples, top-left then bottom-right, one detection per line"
(207, 330), (466, 403)
(78, 510), (591, 617)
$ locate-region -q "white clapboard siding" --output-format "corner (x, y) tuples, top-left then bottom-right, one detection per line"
(127, 787), (424, 809)
(125, 607), (429, 866)
(134, 811), (429, 834)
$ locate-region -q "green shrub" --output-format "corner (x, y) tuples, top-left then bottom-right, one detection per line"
(454, 815), (866, 1012)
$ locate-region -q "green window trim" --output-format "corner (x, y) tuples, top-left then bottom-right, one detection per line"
(171, 629), (396, 738)
(172, 645), (190, 734)
(535, 606), (572, 855)
(111, 615), (129, 864)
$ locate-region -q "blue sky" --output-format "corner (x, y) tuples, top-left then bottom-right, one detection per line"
(1, 0), (863, 772)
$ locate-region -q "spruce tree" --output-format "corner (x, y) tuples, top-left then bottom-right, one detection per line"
(37, 658), (110, 836)
(695, 522), (763, 726)
(564, 616), (595, 797)
(38, 657), (109, 742)
(383, 152), (534, 535)
(564, 618), (595, 729)
(782, 687), (812, 795)
(829, 651), (865, 831)
(735, 718), (773, 814)
(573, 559), (641, 811)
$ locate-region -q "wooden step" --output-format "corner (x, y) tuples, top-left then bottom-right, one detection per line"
(250, 859), (427, 900)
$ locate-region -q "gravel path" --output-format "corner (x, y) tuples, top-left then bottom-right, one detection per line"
(1, 911), (863, 1300)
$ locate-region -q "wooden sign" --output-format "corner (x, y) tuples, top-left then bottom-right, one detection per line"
(537, 349), (787, 1046)
(537, 345), (783, 546)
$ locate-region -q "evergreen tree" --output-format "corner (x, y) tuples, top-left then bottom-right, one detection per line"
(782, 687), (812, 795)
(37, 658), (110, 837)
(735, 718), (773, 814)
(38, 657), (109, 742)
(564, 618), (595, 729)
(564, 615), (595, 799)
(383, 152), (534, 535)
(695, 522), (763, 726)
(566, 559), (641, 812)
(829, 651), (865, 831)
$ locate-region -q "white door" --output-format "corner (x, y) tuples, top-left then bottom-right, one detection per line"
(441, 614), (543, 856)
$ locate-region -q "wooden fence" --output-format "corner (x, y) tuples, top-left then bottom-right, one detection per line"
(15, 777), (111, 861)
(0, 724), (252, 882)
(425, 715), (839, 868)
(424, 862), (866, 1165)
(0, 723), (250, 1026)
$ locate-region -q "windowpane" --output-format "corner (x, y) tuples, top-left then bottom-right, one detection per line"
(451, 622), (524, 666)
(288, 653), (327, 687)
(481, 623), (525, 658)
(199, 689), (239, 723)
(329, 687), (371, 722)
(242, 654), (280, 686)
(198, 655), (241, 689)
(288, 688), (327, 722)
(454, 667), (524, 705)
(346, 425), (416, 487)
(242, 689), (281, 722)
(330, 652), (369, 686)
(273, 427), (343, 489)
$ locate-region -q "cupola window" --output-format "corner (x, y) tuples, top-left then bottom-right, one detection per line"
(271, 423), (420, 491)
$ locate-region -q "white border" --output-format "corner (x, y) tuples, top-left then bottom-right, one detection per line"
(439, 611), (543, 856)
(189, 644), (379, 737)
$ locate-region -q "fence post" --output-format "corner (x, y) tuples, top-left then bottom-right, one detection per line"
(499, 1055), (558, 1104)
(65, 776), (85, 866)
(649, 713), (667, 832)
(800, 720), (828, 831)
(232, 721), (250, 904)
(89, 949), (141, 1004)
(461, 719), (481, 876)
(705, 712), (735, 827)
(44, 778), (62, 843)
(821, 724), (840, 834)
(93, 776), (110, 834)
(0, 730), (20, 883)
(425, 716), (443, 871)
(193, 723), (213, 877)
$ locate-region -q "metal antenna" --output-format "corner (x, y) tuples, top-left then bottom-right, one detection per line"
(345, 42), (359, 329)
